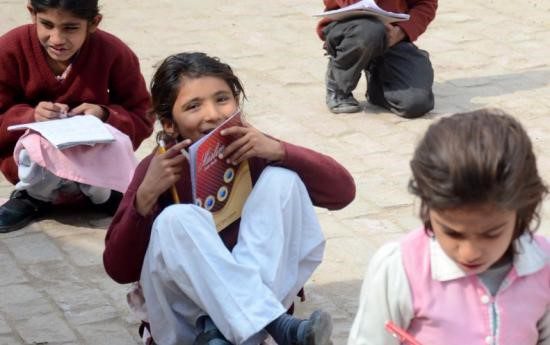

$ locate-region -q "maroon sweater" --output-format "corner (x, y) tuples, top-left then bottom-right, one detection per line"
(317, 0), (438, 42)
(103, 141), (356, 284)
(0, 25), (153, 184)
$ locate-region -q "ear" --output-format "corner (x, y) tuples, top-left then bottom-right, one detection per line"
(27, 4), (37, 23)
(161, 118), (178, 137)
(88, 14), (102, 33)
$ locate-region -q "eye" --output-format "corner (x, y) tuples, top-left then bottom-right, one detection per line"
(444, 230), (464, 239)
(484, 232), (501, 239)
(185, 102), (200, 111)
(64, 26), (79, 32)
(217, 95), (230, 103)
(40, 21), (54, 29)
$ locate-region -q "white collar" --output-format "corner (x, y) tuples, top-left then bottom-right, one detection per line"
(430, 234), (549, 282)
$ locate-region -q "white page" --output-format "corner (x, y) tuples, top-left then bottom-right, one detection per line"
(313, 0), (410, 23)
(8, 115), (115, 149)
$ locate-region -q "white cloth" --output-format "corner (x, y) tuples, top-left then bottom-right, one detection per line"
(15, 148), (111, 204)
(140, 167), (325, 345)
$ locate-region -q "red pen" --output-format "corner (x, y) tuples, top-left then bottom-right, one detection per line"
(385, 321), (423, 345)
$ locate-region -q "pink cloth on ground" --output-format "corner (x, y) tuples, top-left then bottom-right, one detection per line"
(13, 124), (138, 193)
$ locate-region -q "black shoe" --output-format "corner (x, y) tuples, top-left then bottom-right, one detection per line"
(0, 190), (50, 233)
(326, 89), (361, 114)
(94, 190), (123, 216)
(193, 329), (232, 345)
(297, 310), (333, 345)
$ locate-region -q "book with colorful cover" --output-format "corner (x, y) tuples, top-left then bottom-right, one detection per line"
(313, 0), (410, 24)
(188, 110), (252, 231)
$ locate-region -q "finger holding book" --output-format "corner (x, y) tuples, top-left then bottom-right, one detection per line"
(34, 101), (69, 121)
(135, 139), (190, 216)
(220, 124), (285, 165)
(69, 102), (108, 121)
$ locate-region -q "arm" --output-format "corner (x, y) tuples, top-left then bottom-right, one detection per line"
(396, 0), (438, 42)
(103, 156), (158, 283)
(102, 42), (153, 150)
(348, 242), (414, 345)
(277, 142), (355, 210)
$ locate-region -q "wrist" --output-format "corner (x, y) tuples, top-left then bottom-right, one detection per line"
(135, 184), (159, 216)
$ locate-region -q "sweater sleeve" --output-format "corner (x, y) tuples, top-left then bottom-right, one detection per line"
(277, 141), (356, 210)
(0, 32), (36, 154)
(103, 155), (158, 284)
(396, 0), (438, 42)
(347, 242), (414, 345)
(101, 37), (153, 150)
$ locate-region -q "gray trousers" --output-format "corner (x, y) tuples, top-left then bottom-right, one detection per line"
(324, 18), (434, 118)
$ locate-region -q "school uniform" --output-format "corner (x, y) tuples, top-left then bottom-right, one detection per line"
(0, 24), (153, 184)
(103, 141), (356, 345)
(318, 0), (437, 117)
(348, 228), (550, 345)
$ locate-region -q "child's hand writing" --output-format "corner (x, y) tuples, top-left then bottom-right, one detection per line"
(69, 103), (108, 120)
(34, 101), (69, 122)
(385, 24), (406, 47)
(136, 140), (191, 216)
(220, 124), (285, 165)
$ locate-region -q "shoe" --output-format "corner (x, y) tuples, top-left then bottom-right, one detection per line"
(94, 191), (123, 216)
(326, 89), (362, 114)
(325, 59), (362, 114)
(298, 310), (333, 345)
(193, 329), (232, 345)
(0, 190), (50, 233)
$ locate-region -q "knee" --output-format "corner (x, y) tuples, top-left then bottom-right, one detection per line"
(389, 89), (434, 118)
(257, 167), (302, 190)
(340, 18), (387, 51)
(153, 204), (212, 239)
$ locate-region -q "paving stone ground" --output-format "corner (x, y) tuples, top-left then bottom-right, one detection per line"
(1, 0), (550, 344)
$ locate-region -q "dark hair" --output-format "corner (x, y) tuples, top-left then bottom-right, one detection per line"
(30, 0), (100, 21)
(409, 108), (547, 239)
(150, 52), (245, 130)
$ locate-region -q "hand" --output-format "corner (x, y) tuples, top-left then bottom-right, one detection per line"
(385, 24), (406, 47)
(220, 124), (285, 165)
(69, 103), (107, 120)
(34, 102), (69, 122)
(135, 139), (191, 216)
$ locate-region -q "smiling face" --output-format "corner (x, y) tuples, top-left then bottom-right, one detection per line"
(166, 76), (238, 142)
(30, 7), (99, 72)
(429, 203), (516, 274)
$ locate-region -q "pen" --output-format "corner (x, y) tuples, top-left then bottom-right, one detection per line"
(385, 321), (422, 345)
(158, 139), (181, 204)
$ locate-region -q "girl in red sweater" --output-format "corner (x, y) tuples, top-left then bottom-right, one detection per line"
(103, 52), (356, 345)
(0, 0), (153, 232)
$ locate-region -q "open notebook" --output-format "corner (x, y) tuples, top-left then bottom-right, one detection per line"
(8, 115), (115, 150)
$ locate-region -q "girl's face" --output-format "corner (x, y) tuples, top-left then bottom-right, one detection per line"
(166, 76), (238, 142)
(30, 7), (99, 69)
(429, 203), (516, 275)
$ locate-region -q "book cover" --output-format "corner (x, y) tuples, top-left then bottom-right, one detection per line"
(7, 115), (115, 149)
(188, 110), (252, 232)
(313, 0), (410, 24)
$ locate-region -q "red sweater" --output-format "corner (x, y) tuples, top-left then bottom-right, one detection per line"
(103, 141), (356, 284)
(0, 25), (153, 184)
(317, 0), (437, 42)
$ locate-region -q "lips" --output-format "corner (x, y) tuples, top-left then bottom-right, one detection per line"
(460, 262), (483, 270)
(48, 46), (68, 56)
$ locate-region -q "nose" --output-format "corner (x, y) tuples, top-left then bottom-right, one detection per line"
(204, 103), (224, 123)
(458, 240), (483, 264)
(49, 28), (64, 45)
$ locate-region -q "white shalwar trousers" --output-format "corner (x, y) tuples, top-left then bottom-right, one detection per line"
(140, 167), (325, 345)
(15, 149), (110, 204)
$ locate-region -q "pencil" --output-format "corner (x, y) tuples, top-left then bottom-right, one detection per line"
(385, 321), (422, 345)
(158, 140), (181, 204)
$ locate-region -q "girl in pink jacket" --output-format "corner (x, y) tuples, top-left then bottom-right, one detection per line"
(349, 108), (550, 345)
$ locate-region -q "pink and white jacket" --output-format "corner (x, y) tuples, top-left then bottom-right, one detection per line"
(348, 228), (550, 345)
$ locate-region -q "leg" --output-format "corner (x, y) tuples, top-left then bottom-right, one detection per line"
(367, 41), (434, 118)
(324, 18), (387, 113)
(140, 204), (286, 345)
(233, 167), (325, 308)
(140, 167), (327, 345)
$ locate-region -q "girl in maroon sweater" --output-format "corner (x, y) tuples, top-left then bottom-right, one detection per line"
(0, 0), (153, 232)
(103, 52), (356, 345)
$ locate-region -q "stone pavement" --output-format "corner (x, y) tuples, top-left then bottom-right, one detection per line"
(1, 0), (550, 344)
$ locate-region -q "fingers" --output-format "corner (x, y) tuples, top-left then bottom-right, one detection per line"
(35, 102), (68, 121)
